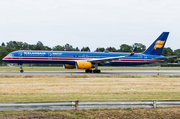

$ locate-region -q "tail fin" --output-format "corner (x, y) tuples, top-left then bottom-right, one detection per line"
(143, 32), (169, 55)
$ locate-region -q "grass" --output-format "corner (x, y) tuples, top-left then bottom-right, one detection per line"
(0, 75), (180, 101)
(0, 75), (180, 118)
(1, 107), (180, 119)
(1, 66), (180, 71)
(47, 107), (180, 119)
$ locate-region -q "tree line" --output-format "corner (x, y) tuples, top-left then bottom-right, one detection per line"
(0, 41), (179, 64)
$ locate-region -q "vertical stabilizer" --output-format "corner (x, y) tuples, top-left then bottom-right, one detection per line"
(143, 32), (169, 55)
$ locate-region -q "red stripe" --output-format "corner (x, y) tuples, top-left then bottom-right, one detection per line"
(3, 57), (19, 59)
(3, 57), (162, 62)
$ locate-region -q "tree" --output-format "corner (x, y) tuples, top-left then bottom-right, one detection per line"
(16, 42), (24, 50)
(1, 42), (5, 46)
(95, 48), (105, 52)
(64, 44), (73, 51)
(6, 41), (18, 52)
(174, 49), (180, 58)
(106, 47), (117, 52)
(119, 44), (132, 52)
(81, 47), (90, 51)
(6, 41), (29, 51)
(53, 45), (64, 51)
(34, 41), (45, 50)
(0, 46), (8, 64)
(22, 42), (29, 50)
(44, 46), (51, 51)
(162, 47), (174, 56)
(74, 47), (80, 51)
(28, 44), (35, 50)
(132, 43), (146, 53)
(162, 47), (175, 63)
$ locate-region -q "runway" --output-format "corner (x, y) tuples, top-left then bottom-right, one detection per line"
(0, 70), (180, 75)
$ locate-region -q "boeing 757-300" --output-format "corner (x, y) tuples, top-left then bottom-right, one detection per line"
(3, 32), (174, 73)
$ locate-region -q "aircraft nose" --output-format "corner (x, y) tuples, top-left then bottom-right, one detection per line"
(2, 57), (6, 61)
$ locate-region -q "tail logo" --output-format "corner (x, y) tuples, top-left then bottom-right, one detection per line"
(153, 40), (165, 50)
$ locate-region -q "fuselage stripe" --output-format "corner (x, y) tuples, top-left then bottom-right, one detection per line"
(3, 57), (162, 62)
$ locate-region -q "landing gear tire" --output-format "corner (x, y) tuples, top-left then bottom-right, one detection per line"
(85, 64), (101, 73)
(93, 70), (97, 73)
(20, 70), (24, 73)
(93, 70), (101, 73)
(19, 64), (24, 73)
(85, 69), (92, 73)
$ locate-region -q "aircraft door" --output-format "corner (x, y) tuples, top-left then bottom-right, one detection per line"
(48, 52), (52, 60)
(19, 52), (23, 59)
(144, 55), (147, 62)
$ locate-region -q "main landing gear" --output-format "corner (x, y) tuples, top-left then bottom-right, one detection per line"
(85, 69), (101, 73)
(19, 64), (24, 73)
(85, 64), (101, 73)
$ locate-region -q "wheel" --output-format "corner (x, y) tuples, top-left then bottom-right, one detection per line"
(93, 70), (97, 73)
(85, 69), (92, 73)
(85, 69), (89, 73)
(20, 70), (24, 73)
(93, 70), (101, 73)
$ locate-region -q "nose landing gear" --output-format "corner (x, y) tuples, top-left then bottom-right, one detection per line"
(19, 64), (24, 73)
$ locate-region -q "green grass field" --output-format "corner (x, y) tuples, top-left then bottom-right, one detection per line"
(0, 75), (180, 102)
(0, 74), (180, 118)
(1, 107), (180, 119)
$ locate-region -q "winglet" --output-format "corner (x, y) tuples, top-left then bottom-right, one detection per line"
(129, 46), (137, 56)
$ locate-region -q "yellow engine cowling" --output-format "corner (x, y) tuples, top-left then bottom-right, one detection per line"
(76, 61), (92, 69)
(63, 64), (76, 69)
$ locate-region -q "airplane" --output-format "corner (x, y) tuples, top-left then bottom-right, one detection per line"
(3, 32), (173, 73)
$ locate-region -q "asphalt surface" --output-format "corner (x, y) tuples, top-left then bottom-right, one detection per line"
(0, 70), (180, 75)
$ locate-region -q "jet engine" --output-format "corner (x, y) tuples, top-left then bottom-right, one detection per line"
(76, 61), (92, 69)
(63, 64), (76, 69)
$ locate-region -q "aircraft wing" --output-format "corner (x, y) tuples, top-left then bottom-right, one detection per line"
(153, 56), (177, 60)
(87, 47), (137, 64)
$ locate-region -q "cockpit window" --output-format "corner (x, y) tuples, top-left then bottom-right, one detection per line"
(6, 54), (14, 57)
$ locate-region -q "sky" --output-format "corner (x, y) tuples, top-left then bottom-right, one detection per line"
(0, 0), (180, 51)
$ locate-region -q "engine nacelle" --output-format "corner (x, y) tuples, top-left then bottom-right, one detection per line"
(63, 64), (76, 69)
(76, 61), (92, 69)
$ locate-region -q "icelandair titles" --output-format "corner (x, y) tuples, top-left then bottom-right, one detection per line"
(24, 52), (46, 54)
